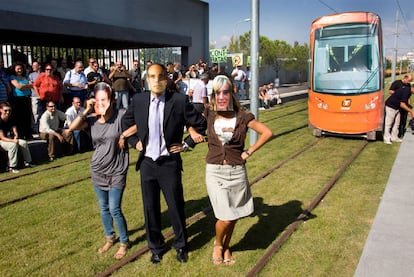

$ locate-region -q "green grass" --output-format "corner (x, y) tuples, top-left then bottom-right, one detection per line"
(0, 98), (399, 276)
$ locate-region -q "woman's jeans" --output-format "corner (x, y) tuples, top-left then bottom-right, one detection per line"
(94, 186), (129, 243)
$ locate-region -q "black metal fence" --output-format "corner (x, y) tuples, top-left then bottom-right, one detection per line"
(0, 44), (182, 70)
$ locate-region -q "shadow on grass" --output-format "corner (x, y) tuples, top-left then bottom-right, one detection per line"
(126, 225), (147, 247)
(126, 195), (213, 249)
(186, 212), (217, 252)
(185, 197), (317, 253)
(125, 195), (314, 253)
(269, 124), (309, 141)
(184, 196), (215, 251)
(231, 197), (315, 251)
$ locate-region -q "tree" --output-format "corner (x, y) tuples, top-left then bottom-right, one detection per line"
(286, 41), (309, 84)
(229, 32), (251, 59)
(260, 38), (292, 78)
(228, 33), (309, 82)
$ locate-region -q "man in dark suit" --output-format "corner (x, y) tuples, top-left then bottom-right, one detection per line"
(122, 63), (206, 264)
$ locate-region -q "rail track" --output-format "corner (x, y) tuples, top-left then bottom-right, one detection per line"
(94, 139), (324, 276)
(262, 107), (308, 122)
(0, 132), (368, 276)
(0, 121), (308, 209)
(0, 159), (141, 208)
(0, 156), (90, 183)
(1, 99), (371, 276)
(246, 140), (368, 276)
(94, 139), (369, 276)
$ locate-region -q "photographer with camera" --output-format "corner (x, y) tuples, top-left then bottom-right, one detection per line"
(108, 60), (131, 110)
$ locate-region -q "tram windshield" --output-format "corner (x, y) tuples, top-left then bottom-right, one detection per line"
(313, 23), (381, 94)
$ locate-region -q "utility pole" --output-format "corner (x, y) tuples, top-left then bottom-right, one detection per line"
(391, 9), (399, 82)
(249, 0), (259, 145)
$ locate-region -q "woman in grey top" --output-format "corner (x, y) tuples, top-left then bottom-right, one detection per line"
(69, 82), (133, 260)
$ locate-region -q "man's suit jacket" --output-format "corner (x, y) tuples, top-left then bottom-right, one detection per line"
(122, 90), (206, 171)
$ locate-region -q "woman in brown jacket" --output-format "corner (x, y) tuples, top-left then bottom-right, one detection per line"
(204, 75), (273, 265)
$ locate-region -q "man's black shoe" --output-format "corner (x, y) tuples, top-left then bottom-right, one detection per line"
(176, 248), (188, 263)
(150, 253), (163, 264)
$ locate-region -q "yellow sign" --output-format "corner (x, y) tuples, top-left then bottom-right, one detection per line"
(228, 53), (244, 66)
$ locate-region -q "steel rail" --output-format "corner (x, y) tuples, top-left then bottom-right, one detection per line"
(246, 140), (368, 277)
(94, 140), (321, 277)
(0, 156), (90, 183)
(0, 160), (136, 208)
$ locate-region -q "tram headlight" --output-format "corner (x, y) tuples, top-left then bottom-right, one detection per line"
(317, 102), (323, 108)
(365, 96), (378, 110)
(323, 103), (328, 110)
(365, 102), (377, 110)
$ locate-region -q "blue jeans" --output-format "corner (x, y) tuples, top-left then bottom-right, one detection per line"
(73, 130), (81, 151)
(93, 186), (129, 243)
(115, 90), (129, 109)
(234, 80), (246, 99)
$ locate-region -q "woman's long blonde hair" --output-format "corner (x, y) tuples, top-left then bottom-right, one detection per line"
(209, 75), (241, 112)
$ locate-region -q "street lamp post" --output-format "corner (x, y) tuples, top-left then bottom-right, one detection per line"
(233, 18), (251, 43)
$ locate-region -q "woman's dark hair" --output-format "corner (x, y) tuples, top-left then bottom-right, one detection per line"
(43, 63), (52, 72)
(94, 82), (112, 99)
(12, 62), (25, 75)
(0, 101), (12, 109)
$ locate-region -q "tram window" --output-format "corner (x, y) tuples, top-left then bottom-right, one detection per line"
(347, 45), (371, 71)
(314, 43), (379, 93)
(329, 47), (344, 72)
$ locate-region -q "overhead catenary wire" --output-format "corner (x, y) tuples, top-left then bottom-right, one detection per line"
(396, 0), (414, 38)
(316, 0), (338, 13)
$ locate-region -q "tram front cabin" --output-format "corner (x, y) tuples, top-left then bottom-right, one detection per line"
(308, 12), (384, 140)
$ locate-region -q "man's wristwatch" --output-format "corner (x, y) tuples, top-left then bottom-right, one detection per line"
(182, 142), (189, 152)
(244, 149), (251, 156)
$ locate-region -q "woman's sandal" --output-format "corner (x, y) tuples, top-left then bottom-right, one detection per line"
(223, 249), (236, 266)
(98, 235), (116, 254)
(114, 242), (129, 260)
(212, 244), (223, 265)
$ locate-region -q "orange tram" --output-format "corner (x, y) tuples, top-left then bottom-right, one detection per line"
(308, 12), (384, 140)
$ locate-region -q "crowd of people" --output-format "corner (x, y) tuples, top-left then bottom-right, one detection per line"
(0, 56), (153, 169)
(0, 57), (262, 173)
(0, 58), (276, 267)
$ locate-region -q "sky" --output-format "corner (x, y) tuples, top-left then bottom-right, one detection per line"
(203, 0), (414, 58)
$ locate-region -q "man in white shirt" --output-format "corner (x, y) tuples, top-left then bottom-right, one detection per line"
(64, 97), (89, 152)
(266, 83), (282, 106)
(189, 73), (209, 113)
(39, 101), (74, 161)
(231, 65), (247, 100)
(63, 61), (88, 106)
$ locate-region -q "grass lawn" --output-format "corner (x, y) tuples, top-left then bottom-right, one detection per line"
(0, 97), (400, 276)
